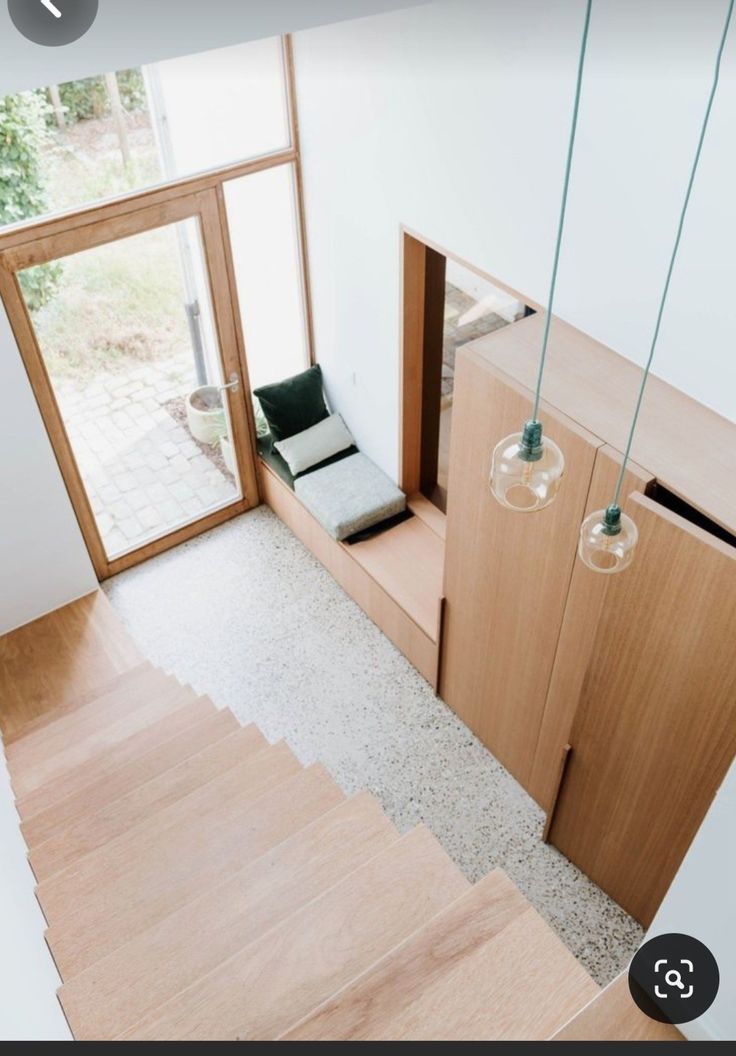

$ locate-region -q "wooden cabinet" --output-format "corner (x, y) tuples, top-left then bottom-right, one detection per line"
(547, 492), (736, 925)
(528, 446), (654, 810)
(440, 313), (736, 925)
(440, 351), (600, 789)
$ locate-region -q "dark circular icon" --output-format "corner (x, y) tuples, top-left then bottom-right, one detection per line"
(8, 0), (99, 48)
(628, 933), (719, 1025)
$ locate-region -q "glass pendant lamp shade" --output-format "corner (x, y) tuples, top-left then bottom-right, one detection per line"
(487, 1), (592, 515)
(490, 420), (565, 513)
(575, 0), (733, 574)
(578, 504), (638, 574)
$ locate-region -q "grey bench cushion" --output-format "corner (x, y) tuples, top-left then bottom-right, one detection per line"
(294, 452), (406, 541)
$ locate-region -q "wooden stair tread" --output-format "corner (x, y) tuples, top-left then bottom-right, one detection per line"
(120, 824), (469, 1040)
(0, 591), (143, 741)
(59, 792), (399, 1040)
(10, 676), (198, 799)
(45, 760), (343, 979)
(281, 870), (599, 1041)
(38, 739), (301, 926)
(14, 693), (209, 822)
(551, 973), (684, 1042)
(3, 594), (614, 1044)
(29, 722), (266, 881)
(21, 707), (240, 849)
(3, 663), (152, 748)
(6, 663), (163, 768)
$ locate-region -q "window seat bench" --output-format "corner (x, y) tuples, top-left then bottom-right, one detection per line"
(258, 458), (445, 688)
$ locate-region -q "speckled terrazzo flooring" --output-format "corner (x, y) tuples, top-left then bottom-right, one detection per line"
(104, 504), (643, 985)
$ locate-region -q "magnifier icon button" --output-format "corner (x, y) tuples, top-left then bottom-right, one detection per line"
(665, 969), (685, 989)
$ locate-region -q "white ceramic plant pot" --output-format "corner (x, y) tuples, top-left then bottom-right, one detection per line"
(220, 435), (236, 476)
(186, 386), (226, 445)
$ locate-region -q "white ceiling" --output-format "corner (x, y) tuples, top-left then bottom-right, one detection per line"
(0, 0), (430, 97)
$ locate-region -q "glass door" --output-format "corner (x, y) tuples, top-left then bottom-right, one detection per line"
(4, 190), (258, 577)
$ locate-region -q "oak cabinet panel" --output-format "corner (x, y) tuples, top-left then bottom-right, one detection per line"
(440, 349), (600, 789)
(528, 445), (653, 810)
(547, 493), (736, 925)
(440, 334), (735, 926)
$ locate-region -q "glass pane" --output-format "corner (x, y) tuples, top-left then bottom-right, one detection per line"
(432, 261), (531, 512)
(147, 38), (290, 178)
(224, 164), (309, 391)
(0, 38), (289, 230)
(20, 221), (241, 561)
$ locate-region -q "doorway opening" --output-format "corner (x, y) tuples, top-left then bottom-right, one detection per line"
(401, 233), (534, 514)
(0, 190), (262, 579)
(19, 218), (241, 562)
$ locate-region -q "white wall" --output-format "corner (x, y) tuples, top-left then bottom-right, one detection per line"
(0, 302), (97, 636)
(646, 761), (736, 1042)
(293, 0), (736, 478)
(0, 753), (71, 1041)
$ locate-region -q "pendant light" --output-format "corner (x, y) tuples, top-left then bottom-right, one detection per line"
(490, 0), (593, 513)
(579, 0), (734, 574)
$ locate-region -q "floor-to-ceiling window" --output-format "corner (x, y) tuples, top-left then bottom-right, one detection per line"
(0, 36), (310, 578)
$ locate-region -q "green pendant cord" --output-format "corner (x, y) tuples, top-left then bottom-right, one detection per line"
(532, 0), (593, 423)
(612, 0), (734, 507)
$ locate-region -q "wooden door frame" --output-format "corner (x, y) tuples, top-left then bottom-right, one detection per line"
(0, 189), (261, 579)
(0, 35), (313, 580)
(399, 227), (542, 497)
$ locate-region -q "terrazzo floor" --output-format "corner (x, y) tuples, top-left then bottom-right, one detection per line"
(104, 505), (643, 986)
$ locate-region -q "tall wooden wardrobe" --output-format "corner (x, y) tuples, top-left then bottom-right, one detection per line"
(439, 312), (736, 926)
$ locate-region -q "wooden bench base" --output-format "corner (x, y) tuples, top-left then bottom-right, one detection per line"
(259, 462), (444, 688)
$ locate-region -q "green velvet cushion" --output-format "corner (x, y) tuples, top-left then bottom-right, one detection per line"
(253, 366), (329, 442)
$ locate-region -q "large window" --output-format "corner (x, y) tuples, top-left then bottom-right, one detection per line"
(225, 165), (309, 391)
(0, 35), (310, 577)
(0, 37), (291, 231)
(148, 38), (290, 180)
(20, 217), (242, 561)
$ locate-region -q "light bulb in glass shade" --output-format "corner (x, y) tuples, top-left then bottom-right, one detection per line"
(490, 420), (565, 512)
(578, 504), (638, 574)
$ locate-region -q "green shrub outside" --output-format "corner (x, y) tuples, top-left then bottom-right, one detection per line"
(52, 70), (147, 126)
(0, 70), (148, 311)
(0, 91), (61, 309)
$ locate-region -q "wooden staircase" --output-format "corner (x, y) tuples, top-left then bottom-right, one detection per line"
(0, 595), (681, 1041)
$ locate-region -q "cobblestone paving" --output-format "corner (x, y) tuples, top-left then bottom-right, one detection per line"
(443, 283), (511, 398)
(57, 356), (237, 558)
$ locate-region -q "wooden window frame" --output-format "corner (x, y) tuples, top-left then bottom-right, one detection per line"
(0, 35), (315, 580)
(399, 227), (541, 499)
